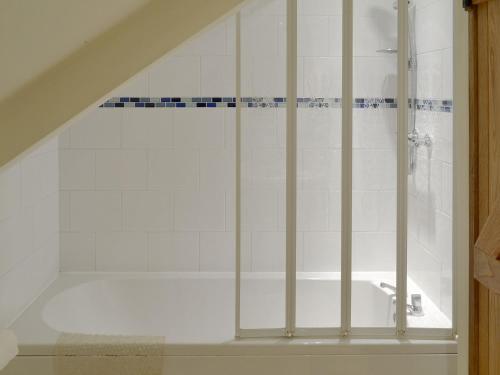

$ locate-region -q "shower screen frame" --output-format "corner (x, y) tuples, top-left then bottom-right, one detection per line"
(234, 0), (460, 340)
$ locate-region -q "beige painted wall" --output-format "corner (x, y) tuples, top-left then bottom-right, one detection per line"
(0, 0), (151, 101)
(0, 0), (245, 169)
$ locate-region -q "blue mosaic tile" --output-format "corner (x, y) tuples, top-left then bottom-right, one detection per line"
(99, 97), (453, 112)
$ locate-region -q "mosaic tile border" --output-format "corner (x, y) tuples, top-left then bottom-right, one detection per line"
(100, 97), (453, 112)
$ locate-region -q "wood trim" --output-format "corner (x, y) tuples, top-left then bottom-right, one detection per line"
(473, 0), (495, 6)
(469, 4), (479, 373)
(470, 0), (500, 373)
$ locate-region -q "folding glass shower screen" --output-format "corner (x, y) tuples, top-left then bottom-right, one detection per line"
(234, 0), (455, 339)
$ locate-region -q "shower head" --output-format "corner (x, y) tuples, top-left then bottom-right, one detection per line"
(392, 0), (415, 10)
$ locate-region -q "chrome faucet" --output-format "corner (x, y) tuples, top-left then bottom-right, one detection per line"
(380, 282), (396, 293)
(408, 294), (423, 316)
(379, 282), (424, 317)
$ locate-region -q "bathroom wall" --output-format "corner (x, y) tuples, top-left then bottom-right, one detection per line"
(58, 0), (398, 274)
(408, 0), (453, 322)
(58, 0), (452, 304)
(59, 16), (236, 272)
(0, 138), (59, 328)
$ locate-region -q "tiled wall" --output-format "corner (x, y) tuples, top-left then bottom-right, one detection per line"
(58, 0), (453, 300)
(408, 0), (453, 321)
(0, 138), (59, 328)
(59, 16), (236, 272)
(352, 0), (398, 274)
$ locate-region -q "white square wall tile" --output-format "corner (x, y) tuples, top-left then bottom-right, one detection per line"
(297, 190), (329, 231)
(96, 232), (147, 271)
(20, 153), (45, 207)
(173, 109), (225, 149)
(225, 191), (235, 232)
(416, 50), (444, 100)
(241, 12), (280, 57)
(241, 109), (279, 148)
(149, 149), (199, 191)
(200, 232), (235, 271)
(353, 109), (397, 149)
(301, 149), (341, 191)
(353, 149), (396, 190)
(59, 191), (71, 232)
(442, 47), (453, 100)
(242, 188), (279, 231)
(416, 0), (452, 53)
(241, 55), (286, 97)
(250, 148), (285, 188)
(354, 16), (384, 57)
(121, 109), (174, 149)
(0, 164), (21, 221)
(298, 16), (329, 57)
(434, 211), (452, 267)
(354, 56), (397, 98)
(123, 191), (173, 231)
(225, 16), (237, 56)
(199, 148), (234, 192)
(149, 56), (201, 97)
(58, 128), (71, 149)
(298, 108), (340, 149)
(441, 162), (452, 216)
(60, 233), (95, 271)
(70, 191), (122, 232)
(20, 148), (59, 206)
(328, 15), (343, 57)
(303, 57), (342, 98)
(251, 231), (285, 272)
(174, 189), (225, 231)
(201, 56), (235, 97)
(303, 232), (341, 272)
(34, 192), (59, 249)
(0, 245), (58, 328)
(95, 150), (148, 190)
(328, 190), (341, 231)
(148, 232), (199, 271)
(70, 109), (122, 149)
(59, 150), (95, 190)
(352, 232), (396, 272)
(352, 191), (396, 232)
(299, 0), (342, 16)
(0, 207), (34, 277)
(407, 239), (442, 307)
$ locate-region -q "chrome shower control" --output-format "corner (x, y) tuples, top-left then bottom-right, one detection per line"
(408, 131), (431, 147)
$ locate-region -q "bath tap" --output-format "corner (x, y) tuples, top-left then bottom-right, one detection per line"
(408, 294), (424, 316)
(380, 282), (396, 293)
(379, 282), (424, 317)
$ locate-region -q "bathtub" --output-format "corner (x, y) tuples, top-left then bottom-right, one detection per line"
(4, 273), (457, 375)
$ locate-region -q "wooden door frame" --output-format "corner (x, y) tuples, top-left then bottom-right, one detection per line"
(467, 0), (500, 374)
(453, 2), (470, 375)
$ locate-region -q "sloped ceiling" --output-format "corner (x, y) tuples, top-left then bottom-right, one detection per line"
(0, 0), (151, 101)
(0, 0), (245, 169)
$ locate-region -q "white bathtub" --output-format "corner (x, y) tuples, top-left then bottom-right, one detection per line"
(5, 273), (457, 375)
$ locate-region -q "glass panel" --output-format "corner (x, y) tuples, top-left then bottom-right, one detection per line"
(407, 0), (453, 329)
(295, 0), (342, 328)
(351, 0), (397, 328)
(239, 0), (287, 330)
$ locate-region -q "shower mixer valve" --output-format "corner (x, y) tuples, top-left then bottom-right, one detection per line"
(408, 129), (431, 148)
